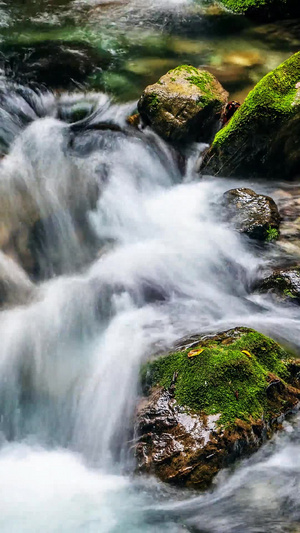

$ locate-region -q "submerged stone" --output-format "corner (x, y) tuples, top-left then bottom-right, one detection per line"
(223, 188), (280, 241)
(135, 327), (300, 489)
(138, 65), (228, 144)
(201, 52), (300, 179)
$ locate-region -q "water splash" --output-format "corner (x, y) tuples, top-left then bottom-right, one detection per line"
(0, 83), (300, 531)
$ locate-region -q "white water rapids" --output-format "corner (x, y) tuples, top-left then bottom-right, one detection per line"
(0, 85), (300, 532)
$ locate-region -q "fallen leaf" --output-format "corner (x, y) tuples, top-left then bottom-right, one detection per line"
(241, 350), (252, 358)
(188, 348), (205, 358)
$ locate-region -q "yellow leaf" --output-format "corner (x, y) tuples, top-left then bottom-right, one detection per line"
(188, 348), (205, 358)
(241, 350), (252, 358)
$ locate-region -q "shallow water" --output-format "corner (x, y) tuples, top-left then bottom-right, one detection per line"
(1, 0), (300, 100)
(0, 2), (300, 532)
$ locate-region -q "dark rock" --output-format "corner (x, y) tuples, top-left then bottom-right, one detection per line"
(256, 267), (300, 304)
(223, 188), (280, 241)
(0, 41), (112, 89)
(135, 327), (300, 489)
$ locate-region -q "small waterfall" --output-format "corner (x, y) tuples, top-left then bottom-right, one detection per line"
(0, 81), (300, 531)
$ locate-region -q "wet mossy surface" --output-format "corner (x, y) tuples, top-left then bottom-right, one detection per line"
(223, 188), (280, 241)
(141, 328), (291, 427)
(257, 268), (300, 304)
(219, 0), (300, 20)
(201, 52), (300, 178)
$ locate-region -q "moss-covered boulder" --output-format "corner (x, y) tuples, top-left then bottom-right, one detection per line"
(135, 327), (300, 489)
(138, 65), (228, 144)
(201, 52), (300, 179)
(256, 267), (300, 304)
(223, 188), (280, 241)
(219, 0), (300, 20)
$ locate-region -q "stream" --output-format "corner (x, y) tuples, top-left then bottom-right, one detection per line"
(1, 1), (300, 532)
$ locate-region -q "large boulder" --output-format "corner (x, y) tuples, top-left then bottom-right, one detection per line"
(138, 65), (228, 144)
(223, 188), (280, 241)
(135, 327), (300, 489)
(219, 0), (300, 20)
(201, 52), (300, 179)
(256, 267), (300, 304)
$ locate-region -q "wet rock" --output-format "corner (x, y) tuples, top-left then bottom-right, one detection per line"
(0, 41), (112, 89)
(138, 65), (228, 144)
(0, 251), (35, 309)
(126, 113), (140, 128)
(273, 186), (300, 257)
(256, 267), (300, 304)
(223, 188), (280, 241)
(135, 327), (300, 489)
(219, 0), (300, 21)
(201, 52), (300, 179)
(223, 50), (263, 68)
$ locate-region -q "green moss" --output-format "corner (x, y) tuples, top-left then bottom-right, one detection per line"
(169, 66), (215, 94)
(218, 0), (300, 20)
(147, 94), (160, 111)
(205, 52), (300, 177)
(169, 65), (201, 76)
(141, 329), (290, 427)
(220, 0), (282, 14)
(266, 226), (279, 242)
(283, 288), (297, 298)
(213, 53), (300, 149)
(167, 66), (216, 108)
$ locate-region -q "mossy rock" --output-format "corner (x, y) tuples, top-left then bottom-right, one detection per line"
(256, 267), (300, 304)
(201, 52), (300, 179)
(138, 65), (228, 144)
(135, 327), (300, 488)
(223, 188), (280, 241)
(219, 0), (300, 21)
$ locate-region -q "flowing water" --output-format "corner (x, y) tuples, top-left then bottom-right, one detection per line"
(0, 1), (300, 532)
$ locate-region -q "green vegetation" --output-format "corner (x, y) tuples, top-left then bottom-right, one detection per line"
(204, 52), (300, 177)
(283, 288), (297, 299)
(147, 94), (160, 110)
(220, 0), (281, 14)
(266, 226), (279, 242)
(213, 52), (300, 148)
(218, 0), (300, 20)
(166, 65), (219, 108)
(141, 329), (290, 427)
(169, 66), (215, 93)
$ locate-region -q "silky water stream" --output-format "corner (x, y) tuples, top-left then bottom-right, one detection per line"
(0, 79), (300, 533)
